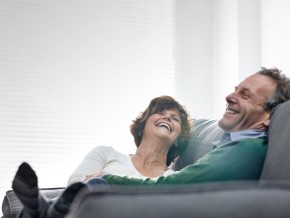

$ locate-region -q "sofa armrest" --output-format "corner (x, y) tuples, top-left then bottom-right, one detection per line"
(2, 188), (64, 218)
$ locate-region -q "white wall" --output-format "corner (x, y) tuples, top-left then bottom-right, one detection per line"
(212, 0), (240, 119)
(212, 0), (262, 118)
(261, 0), (290, 74)
(175, 0), (290, 120)
(175, 0), (213, 119)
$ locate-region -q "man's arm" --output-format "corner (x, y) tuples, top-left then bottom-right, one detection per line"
(103, 138), (267, 186)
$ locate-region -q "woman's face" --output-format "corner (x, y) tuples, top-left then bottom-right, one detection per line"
(142, 108), (182, 145)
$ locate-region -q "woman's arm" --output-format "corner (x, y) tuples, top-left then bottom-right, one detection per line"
(67, 145), (110, 185)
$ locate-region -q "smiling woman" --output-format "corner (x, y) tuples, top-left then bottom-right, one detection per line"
(67, 95), (192, 185)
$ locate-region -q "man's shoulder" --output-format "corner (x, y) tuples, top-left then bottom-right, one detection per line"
(228, 137), (267, 156)
(233, 137), (267, 146)
(220, 137), (267, 149)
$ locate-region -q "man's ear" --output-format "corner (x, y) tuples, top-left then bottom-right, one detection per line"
(263, 112), (271, 128)
(263, 119), (270, 128)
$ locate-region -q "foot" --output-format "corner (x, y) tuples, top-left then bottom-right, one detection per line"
(12, 162), (49, 218)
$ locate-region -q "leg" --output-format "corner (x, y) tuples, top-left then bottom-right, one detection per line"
(47, 178), (110, 218)
(47, 182), (88, 218)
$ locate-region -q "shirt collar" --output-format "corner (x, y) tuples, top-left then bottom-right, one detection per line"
(228, 129), (267, 141)
(212, 129), (267, 148)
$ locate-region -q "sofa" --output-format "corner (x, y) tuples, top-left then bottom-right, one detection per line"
(3, 100), (290, 218)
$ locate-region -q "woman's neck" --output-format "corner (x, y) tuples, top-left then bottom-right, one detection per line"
(131, 145), (169, 178)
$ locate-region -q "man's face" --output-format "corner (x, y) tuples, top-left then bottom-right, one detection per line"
(218, 73), (277, 132)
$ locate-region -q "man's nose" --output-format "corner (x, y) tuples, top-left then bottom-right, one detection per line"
(226, 92), (238, 103)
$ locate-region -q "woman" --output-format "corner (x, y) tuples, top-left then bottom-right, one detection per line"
(12, 95), (191, 218)
(68, 95), (192, 185)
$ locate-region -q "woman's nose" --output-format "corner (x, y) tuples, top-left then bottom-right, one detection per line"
(162, 111), (171, 121)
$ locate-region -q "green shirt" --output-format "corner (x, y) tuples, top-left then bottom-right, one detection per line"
(103, 138), (267, 186)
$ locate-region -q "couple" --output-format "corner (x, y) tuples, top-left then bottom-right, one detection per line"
(12, 67), (290, 218)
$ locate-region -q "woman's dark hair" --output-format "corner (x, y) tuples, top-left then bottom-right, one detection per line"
(130, 95), (192, 166)
(257, 67), (290, 111)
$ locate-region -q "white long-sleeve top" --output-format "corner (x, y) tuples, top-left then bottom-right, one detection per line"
(67, 145), (174, 186)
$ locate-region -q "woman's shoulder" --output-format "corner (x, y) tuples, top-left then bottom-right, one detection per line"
(91, 145), (116, 152)
(90, 145), (130, 158)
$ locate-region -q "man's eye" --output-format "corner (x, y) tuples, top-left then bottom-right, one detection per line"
(241, 91), (251, 99)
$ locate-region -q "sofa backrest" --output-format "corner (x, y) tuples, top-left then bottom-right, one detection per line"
(171, 119), (223, 171)
(260, 100), (290, 181)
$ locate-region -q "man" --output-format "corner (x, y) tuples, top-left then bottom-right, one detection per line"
(11, 67), (290, 218)
(102, 67), (290, 185)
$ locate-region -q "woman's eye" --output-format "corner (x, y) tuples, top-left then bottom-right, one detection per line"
(173, 117), (180, 123)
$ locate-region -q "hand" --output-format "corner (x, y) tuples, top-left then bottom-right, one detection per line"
(84, 172), (103, 182)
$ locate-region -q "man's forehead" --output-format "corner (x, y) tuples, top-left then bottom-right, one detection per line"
(239, 74), (277, 89)
(238, 74), (277, 92)
(236, 78), (257, 92)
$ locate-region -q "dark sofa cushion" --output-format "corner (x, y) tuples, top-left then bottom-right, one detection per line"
(67, 182), (290, 218)
(260, 100), (290, 181)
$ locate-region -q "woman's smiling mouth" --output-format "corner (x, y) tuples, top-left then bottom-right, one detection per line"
(156, 122), (172, 132)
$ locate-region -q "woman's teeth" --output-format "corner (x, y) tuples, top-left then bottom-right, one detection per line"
(157, 122), (171, 131)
